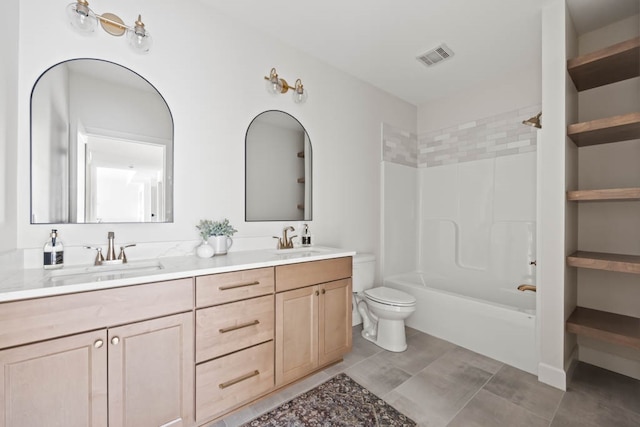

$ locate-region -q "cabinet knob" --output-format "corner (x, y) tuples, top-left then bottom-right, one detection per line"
(94, 339), (104, 349)
(321, 289), (326, 294)
(315, 290), (319, 296)
(111, 336), (120, 345)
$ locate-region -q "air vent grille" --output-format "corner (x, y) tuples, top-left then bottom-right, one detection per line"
(416, 43), (455, 67)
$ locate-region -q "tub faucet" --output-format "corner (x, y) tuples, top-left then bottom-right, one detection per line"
(273, 226), (297, 249)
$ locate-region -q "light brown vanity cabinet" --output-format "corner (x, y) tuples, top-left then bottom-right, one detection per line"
(194, 267), (276, 424)
(0, 278), (195, 427)
(274, 257), (352, 387)
(0, 330), (108, 427)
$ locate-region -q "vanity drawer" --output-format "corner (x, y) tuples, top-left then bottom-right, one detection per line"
(0, 278), (194, 350)
(196, 294), (274, 363)
(196, 340), (274, 422)
(275, 257), (352, 292)
(196, 267), (274, 307)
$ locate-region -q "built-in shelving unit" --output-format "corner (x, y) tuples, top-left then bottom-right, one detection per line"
(567, 112), (640, 147)
(567, 36), (640, 91)
(567, 307), (640, 350)
(567, 188), (640, 201)
(565, 35), (640, 356)
(567, 251), (640, 274)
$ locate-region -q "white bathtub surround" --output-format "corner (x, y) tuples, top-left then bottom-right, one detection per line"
(382, 110), (538, 374)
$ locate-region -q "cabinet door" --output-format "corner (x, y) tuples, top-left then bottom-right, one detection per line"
(108, 312), (194, 427)
(0, 330), (107, 427)
(319, 279), (353, 366)
(275, 286), (318, 387)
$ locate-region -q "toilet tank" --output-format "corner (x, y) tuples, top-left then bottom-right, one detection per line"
(352, 253), (375, 292)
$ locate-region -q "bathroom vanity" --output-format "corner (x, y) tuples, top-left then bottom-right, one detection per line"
(0, 247), (353, 427)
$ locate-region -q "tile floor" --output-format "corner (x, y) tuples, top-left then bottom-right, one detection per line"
(210, 326), (640, 427)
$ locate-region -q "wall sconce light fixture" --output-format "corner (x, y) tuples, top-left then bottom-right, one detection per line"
(522, 112), (542, 129)
(264, 68), (308, 104)
(66, 0), (153, 54)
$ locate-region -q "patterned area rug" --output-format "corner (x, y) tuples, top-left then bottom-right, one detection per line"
(241, 373), (416, 426)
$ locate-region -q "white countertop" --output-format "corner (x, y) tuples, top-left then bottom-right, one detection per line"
(0, 246), (355, 303)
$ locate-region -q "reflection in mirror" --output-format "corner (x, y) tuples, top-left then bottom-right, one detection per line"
(245, 111), (312, 221)
(30, 59), (173, 224)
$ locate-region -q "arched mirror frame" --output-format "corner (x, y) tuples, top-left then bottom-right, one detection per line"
(30, 58), (174, 224)
(245, 110), (312, 222)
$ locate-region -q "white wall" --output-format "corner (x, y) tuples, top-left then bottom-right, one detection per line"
(382, 162), (418, 277)
(417, 61), (541, 134)
(0, 0), (19, 259)
(15, 0), (416, 266)
(538, 0), (576, 391)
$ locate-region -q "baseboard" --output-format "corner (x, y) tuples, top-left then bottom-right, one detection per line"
(564, 345), (579, 384)
(537, 362), (566, 391)
(580, 346), (640, 381)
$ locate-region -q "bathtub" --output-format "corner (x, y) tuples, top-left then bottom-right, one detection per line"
(383, 272), (537, 374)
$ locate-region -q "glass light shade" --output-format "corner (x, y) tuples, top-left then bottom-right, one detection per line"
(265, 77), (283, 95)
(66, 2), (97, 33)
(127, 28), (153, 54)
(292, 87), (308, 104)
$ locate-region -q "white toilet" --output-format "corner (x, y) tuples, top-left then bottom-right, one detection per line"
(353, 254), (416, 352)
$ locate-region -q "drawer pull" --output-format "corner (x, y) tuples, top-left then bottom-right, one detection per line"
(218, 281), (260, 291)
(219, 319), (260, 334)
(219, 370), (260, 389)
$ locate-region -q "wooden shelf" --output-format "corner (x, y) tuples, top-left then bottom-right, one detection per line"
(567, 36), (640, 91)
(567, 307), (640, 350)
(567, 188), (640, 201)
(567, 251), (640, 274)
(567, 112), (640, 147)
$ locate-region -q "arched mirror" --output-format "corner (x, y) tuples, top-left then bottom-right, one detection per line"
(30, 59), (173, 224)
(245, 110), (312, 221)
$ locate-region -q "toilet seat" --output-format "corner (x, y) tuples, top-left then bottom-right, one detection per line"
(364, 287), (416, 307)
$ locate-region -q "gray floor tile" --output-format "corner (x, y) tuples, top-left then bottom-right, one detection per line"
(368, 331), (457, 375)
(385, 348), (496, 425)
(568, 362), (640, 415)
(442, 346), (504, 375)
(551, 388), (640, 427)
(219, 405), (259, 427)
(350, 325), (385, 359)
(484, 364), (564, 421)
(384, 390), (449, 427)
(345, 354), (412, 397)
(201, 419), (226, 427)
(448, 389), (550, 427)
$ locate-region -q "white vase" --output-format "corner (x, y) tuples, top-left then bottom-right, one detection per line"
(208, 235), (233, 255)
(196, 239), (215, 258)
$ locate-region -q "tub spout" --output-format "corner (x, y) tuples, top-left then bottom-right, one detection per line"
(517, 284), (537, 292)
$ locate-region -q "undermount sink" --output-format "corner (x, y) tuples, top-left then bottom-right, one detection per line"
(271, 247), (331, 256)
(49, 259), (164, 280)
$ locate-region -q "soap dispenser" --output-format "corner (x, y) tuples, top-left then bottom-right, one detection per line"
(43, 229), (64, 270)
(302, 224), (311, 247)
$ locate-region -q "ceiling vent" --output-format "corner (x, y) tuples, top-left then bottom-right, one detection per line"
(416, 43), (455, 67)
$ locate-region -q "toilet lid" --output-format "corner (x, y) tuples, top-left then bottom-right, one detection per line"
(364, 287), (416, 306)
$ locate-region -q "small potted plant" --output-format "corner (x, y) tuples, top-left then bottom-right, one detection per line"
(207, 218), (237, 255)
(195, 220), (215, 258)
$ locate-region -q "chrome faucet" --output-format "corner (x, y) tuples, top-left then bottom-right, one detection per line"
(273, 226), (297, 249)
